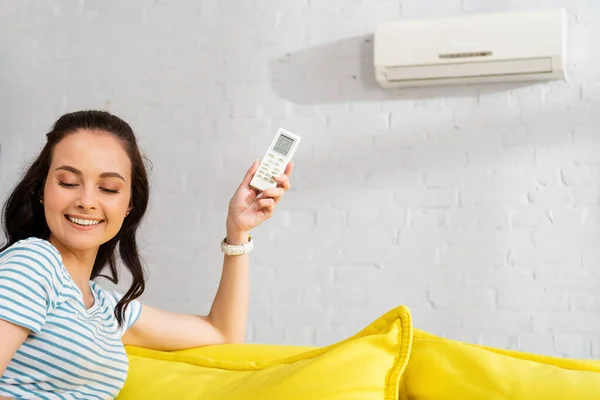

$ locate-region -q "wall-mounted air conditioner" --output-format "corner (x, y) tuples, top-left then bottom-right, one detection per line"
(374, 9), (568, 88)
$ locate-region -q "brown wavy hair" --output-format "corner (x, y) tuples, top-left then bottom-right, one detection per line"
(1, 110), (151, 328)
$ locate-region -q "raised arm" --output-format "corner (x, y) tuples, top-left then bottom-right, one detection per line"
(122, 161), (293, 351)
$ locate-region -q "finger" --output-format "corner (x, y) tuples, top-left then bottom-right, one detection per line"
(261, 187), (285, 199)
(241, 160), (260, 188)
(274, 162), (294, 190)
(272, 188), (287, 205)
(258, 198), (275, 208)
(273, 174), (291, 191)
(264, 188), (285, 205)
(281, 161), (294, 179)
(285, 161), (294, 176)
(258, 198), (275, 215)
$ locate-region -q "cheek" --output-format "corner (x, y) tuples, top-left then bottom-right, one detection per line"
(44, 184), (70, 210)
(104, 196), (131, 217)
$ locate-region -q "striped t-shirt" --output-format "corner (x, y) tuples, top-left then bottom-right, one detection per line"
(0, 237), (142, 400)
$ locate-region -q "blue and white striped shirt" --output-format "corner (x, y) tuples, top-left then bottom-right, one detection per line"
(0, 237), (142, 400)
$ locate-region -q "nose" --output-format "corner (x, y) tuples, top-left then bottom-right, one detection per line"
(75, 186), (98, 212)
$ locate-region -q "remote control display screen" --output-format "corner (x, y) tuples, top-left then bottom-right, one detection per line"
(273, 134), (294, 156)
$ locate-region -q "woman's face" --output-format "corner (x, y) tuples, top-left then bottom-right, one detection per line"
(43, 130), (132, 251)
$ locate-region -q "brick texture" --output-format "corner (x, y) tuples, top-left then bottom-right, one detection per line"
(0, 0), (598, 358)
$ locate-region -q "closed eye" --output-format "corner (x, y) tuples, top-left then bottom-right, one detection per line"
(58, 181), (120, 194)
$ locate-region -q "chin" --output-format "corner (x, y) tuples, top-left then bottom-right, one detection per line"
(61, 235), (105, 250)
(54, 229), (110, 250)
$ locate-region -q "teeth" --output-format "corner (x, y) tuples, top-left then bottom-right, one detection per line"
(68, 216), (101, 226)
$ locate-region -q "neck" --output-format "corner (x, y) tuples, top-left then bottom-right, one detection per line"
(48, 234), (98, 294)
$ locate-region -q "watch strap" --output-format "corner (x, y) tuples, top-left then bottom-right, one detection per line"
(221, 236), (254, 256)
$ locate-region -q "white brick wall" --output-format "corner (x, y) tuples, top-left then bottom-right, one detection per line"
(1, 0), (600, 358)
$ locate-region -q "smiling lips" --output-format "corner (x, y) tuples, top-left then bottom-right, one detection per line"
(65, 215), (104, 228)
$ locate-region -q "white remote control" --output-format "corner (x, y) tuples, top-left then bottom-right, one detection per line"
(250, 128), (301, 192)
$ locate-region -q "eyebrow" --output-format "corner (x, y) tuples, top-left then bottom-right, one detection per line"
(55, 165), (126, 182)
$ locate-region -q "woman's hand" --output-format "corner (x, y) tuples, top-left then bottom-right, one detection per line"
(226, 160), (294, 238)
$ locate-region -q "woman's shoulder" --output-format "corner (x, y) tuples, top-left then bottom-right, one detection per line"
(0, 236), (63, 275)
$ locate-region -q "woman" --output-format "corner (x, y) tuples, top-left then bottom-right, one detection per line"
(0, 110), (293, 399)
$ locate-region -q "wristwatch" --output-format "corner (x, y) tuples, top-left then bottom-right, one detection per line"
(220, 236), (254, 256)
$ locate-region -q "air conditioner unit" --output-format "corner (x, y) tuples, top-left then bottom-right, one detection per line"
(374, 9), (568, 88)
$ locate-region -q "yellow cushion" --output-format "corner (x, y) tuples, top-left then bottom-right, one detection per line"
(400, 328), (600, 400)
(118, 306), (412, 400)
(121, 305), (600, 399)
(175, 343), (315, 363)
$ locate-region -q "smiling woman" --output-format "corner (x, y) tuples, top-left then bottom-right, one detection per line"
(0, 112), (149, 399)
(42, 132), (134, 264)
(0, 110), (295, 399)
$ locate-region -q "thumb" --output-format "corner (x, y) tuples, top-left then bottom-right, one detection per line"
(241, 159), (260, 187)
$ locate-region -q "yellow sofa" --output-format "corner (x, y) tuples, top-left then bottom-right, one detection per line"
(118, 306), (600, 400)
